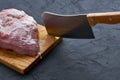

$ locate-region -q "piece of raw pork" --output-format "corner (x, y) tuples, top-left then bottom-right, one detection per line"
(0, 8), (39, 56)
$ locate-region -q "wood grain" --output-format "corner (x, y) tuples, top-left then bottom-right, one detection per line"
(87, 12), (120, 26)
(0, 24), (62, 74)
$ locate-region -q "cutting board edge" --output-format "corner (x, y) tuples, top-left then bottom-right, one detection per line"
(0, 57), (24, 73)
(23, 37), (62, 74)
(21, 37), (62, 74)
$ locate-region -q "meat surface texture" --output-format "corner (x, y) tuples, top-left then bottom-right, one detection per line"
(0, 8), (39, 56)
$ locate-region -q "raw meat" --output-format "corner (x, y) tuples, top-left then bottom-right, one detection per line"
(0, 8), (39, 56)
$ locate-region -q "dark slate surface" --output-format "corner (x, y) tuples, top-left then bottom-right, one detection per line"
(0, 0), (120, 80)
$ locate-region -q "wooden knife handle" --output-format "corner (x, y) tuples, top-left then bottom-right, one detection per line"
(87, 12), (120, 26)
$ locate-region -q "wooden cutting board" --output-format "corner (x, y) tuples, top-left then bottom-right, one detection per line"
(0, 24), (62, 74)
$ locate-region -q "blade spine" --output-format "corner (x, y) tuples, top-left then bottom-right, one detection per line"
(42, 12), (87, 17)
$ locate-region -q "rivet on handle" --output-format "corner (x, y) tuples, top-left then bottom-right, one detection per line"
(108, 17), (112, 21)
(90, 18), (94, 22)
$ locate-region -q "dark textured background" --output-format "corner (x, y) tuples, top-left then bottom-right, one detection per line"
(0, 0), (120, 80)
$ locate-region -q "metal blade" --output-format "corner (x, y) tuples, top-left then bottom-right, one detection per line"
(42, 12), (95, 39)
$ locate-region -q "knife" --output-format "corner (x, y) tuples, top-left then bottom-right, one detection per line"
(41, 12), (120, 38)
